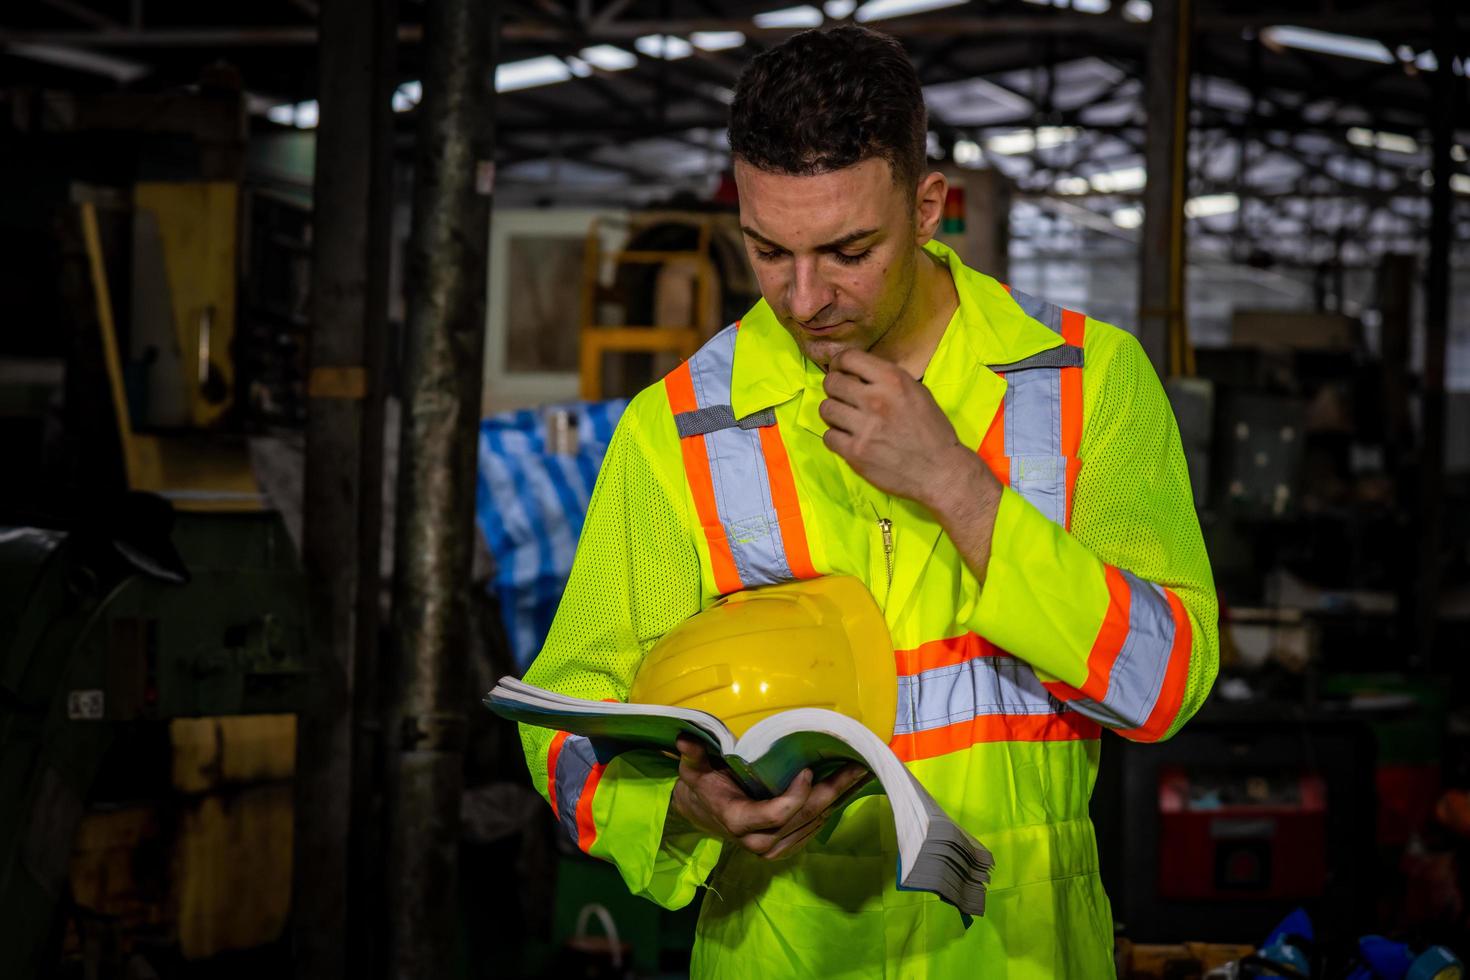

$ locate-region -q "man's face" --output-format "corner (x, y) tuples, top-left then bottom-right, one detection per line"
(734, 157), (919, 369)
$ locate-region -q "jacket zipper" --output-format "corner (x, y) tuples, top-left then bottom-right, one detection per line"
(877, 516), (894, 593)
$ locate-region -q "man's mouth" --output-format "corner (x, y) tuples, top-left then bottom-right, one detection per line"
(798, 320), (849, 336)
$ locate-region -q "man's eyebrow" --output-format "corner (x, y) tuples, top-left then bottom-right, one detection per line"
(740, 226), (880, 252)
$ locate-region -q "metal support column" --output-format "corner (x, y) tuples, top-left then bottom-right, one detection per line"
(1137, 0), (1194, 377)
(1413, 0), (1459, 663)
(293, 0), (397, 976)
(385, 0), (496, 974)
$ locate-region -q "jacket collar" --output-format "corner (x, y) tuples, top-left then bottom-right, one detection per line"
(728, 239), (1065, 450)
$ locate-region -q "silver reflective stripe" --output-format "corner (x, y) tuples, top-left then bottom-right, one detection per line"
(986, 345), (1082, 373)
(1009, 287), (1063, 334)
(1069, 570), (1179, 730)
(1003, 366), (1067, 526)
(554, 734), (600, 843)
(887, 655), (1064, 731)
(674, 405), (777, 437)
(683, 323), (794, 588)
(894, 655), (1059, 736)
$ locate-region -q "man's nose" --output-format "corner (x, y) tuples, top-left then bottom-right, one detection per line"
(787, 257), (835, 323)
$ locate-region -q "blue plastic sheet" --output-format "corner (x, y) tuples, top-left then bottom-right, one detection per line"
(475, 399), (628, 670)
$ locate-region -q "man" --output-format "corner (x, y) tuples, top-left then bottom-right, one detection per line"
(520, 25), (1217, 978)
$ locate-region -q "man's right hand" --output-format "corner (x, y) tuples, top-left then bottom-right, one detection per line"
(670, 735), (871, 861)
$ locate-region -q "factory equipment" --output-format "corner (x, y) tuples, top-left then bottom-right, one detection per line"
(0, 177), (311, 975)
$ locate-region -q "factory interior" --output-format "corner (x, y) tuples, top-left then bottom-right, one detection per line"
(1, 0), (1468, 977)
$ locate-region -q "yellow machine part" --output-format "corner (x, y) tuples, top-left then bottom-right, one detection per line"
(65, 714), (296, 962)
(133, 181), (239, 429)
(81, 201), (264, 512)
(629, 575), (897, 740)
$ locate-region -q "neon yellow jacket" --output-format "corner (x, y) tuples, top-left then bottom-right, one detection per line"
(520, 240), (1218, 977)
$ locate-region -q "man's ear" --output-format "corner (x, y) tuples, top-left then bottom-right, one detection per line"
(913, 172), (948, 245)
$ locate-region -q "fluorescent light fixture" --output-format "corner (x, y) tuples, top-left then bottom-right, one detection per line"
(392, 80), (422, 112)
(690, 31), (747, 51)
(1261, 26), (1392, 65)
(1455, 145), (1468, 163)
(579, 45), (638, 70)
(267, 104), (296, 126)
(634, 34), (694, 59)
(6, 42), (151, 83)
(1184, 193), (1239, 218)
(496, 55), (573, 92)
(1089, 165), (1145, 193)
(987, 126), (1079, 155)
(1122, 0), (1152, 22)
(1112, 206), (1144, 229)
(1454, 174), (1470, 195)
(1346, 126), (1419, 155)
(856, 0), (966, 22)
(953, 139), (984, 167)
(753, 5), (824, 28)
(1073, 0), (1110, 12)
(1054, 176), (1091, 195)
(823, 0), (857, 16)
(567, 58), (594, 78)
(293, 100), (320, 129)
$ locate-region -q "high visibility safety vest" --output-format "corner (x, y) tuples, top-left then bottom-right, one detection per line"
(522, 240), (1218, 978)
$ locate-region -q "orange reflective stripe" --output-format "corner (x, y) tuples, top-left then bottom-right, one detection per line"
(1060, 307), (1086, 348)
(979, 399), (1009, 485)
(1060, 310), (1084, 458)
(1060, 309), (1085, 527)
(665, 363), (743, 594)
(891, 711), (1100, 761)
(546, 731), (570, 821)
(895, 632), (1001, 676)
(574, 762), (607, 853)
(757, 424), (819, 580)
(1117, 589), (1194, 742)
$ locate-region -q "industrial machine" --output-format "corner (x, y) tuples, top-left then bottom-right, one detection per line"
(0, 88), (313, 975)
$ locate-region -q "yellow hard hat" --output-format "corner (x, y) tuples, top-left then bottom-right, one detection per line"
(629, 575), (897, 741)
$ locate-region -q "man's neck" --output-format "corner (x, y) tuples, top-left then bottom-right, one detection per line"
(873, 247), (960, 379)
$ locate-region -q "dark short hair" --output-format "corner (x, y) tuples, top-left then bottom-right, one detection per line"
(728, 25), (928, 190)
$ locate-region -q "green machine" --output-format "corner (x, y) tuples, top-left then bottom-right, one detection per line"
(0, 191), (313, 973)
(0, 497), (310, 975)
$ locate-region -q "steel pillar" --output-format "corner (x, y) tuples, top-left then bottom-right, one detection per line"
(385, 0), (496, 974)
(1137, 0), (1193, 377)
(293, 0), (397, 976)
(1413, 0), (1459, 664)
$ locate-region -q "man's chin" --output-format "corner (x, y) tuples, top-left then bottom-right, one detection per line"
(795, 335), (852, 370)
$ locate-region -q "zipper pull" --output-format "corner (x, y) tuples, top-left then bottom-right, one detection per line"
(867, 502), (895, 594)
(878, 517), (894, 588)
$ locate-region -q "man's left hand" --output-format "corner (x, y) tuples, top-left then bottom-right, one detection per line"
(819, 347), (989, 514)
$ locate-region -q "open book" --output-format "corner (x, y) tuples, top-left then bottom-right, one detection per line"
(487, 676), (994, 917)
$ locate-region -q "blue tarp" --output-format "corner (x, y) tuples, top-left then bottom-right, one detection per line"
(475, 399), (628, 670)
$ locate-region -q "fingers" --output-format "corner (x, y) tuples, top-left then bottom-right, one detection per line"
(675, 735), (711, 771)
(828, 347), (887, 382)
(723, 768), (813, 837)
(760, 765), (872, 860)
(817, 396), (863, 434)
(822, 763), (873, 798)
(821, 368), (867, 406)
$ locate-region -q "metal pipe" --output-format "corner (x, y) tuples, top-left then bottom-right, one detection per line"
(293, 0), (397, 976)
(1136, 0), (1194, 377)
(1413, 0), (1459, 664)
(14, 13), (1452, 49)
(385, 0), (495, 973)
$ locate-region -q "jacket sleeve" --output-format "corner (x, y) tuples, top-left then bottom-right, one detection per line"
(964, 324), (1219, 742)
(517, 401), (724, 908)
